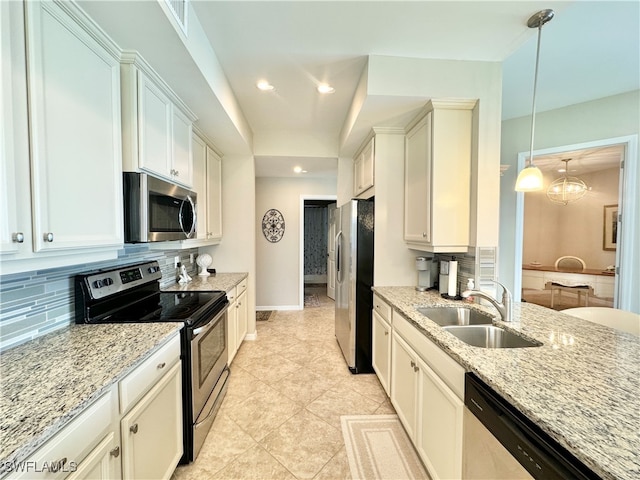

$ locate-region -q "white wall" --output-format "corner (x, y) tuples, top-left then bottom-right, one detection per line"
(372, 131), (417, 286)
(500, 90), (640, 312)
(523, 167), (619, 269)
(255, 177), (337, 309)
(202, 154), (257, 335)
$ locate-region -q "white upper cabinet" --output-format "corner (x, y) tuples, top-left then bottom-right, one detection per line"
(191, 129), (222, 246)
(1, 0), (124, 273)
(121, 51), (197, 188)
(404, 99), (476, 253)
(354, 136), (375, 197)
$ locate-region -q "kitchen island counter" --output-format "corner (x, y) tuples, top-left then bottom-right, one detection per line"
(0, 322), (182, 470)
(372, 286), (639, 480)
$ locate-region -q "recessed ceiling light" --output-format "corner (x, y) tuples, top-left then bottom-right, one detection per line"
(293, 166), (307, 174)
(257, 80), (275, 91)
(317, 84), (335, 94)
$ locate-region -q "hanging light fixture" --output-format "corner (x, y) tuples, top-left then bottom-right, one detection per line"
(515, 9), (555, 192)
(546, 159), (588, 205)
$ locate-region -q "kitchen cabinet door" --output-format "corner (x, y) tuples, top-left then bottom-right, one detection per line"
(354, 137), (374, 196)
(138, 71), (172, 179)
(372, 310), (391, 396)
(206, 146), (223, 241)
(226, 286), (238, 363)
(25, 0), (124, 253)
(121, 362), (183, 480)
(417, 356), (463, 480)
(192, 133), (208, 240)
(236, 289), (248, 348)
(171, 107), (193, 186)
(390, 331), (419, 440)
(404, 100), (475, 252)
(66, 432), (121, 480)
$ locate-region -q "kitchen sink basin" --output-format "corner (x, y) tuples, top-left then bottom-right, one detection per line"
(417, 306), (493, 326)
(442, 325), (542, 348)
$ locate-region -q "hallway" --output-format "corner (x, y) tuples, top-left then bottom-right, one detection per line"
(172, 290), (394, 479)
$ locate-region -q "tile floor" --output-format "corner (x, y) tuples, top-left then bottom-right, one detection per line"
(171, 287), (395, 480)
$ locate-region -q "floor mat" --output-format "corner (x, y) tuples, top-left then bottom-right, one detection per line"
(303, 293), (321, 307)
(341, 415), (429, 480)
(256, 310), (273, 321)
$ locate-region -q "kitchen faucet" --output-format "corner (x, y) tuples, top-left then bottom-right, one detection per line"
(462, 280), (513, 322)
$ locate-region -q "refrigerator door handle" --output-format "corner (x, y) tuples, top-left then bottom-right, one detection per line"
(335, 230), (342, 284)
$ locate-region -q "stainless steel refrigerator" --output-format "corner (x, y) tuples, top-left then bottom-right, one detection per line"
(335, 198), (374, 373)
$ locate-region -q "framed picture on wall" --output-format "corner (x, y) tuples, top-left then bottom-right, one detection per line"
(603, 204), (618, 251)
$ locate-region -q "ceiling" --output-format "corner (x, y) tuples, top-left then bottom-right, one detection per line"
(79, 1), (639, 177)
(533, 144), (625, 175)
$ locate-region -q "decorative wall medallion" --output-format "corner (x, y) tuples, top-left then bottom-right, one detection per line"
(262, 209), (285, 243)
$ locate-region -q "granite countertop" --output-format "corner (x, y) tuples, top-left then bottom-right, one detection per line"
(0, 322), (182, 467)
(162, 272), (248, 293)
(372, 287), (640, 480)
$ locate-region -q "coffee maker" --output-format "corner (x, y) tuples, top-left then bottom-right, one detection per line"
(415, 256), (433, 291)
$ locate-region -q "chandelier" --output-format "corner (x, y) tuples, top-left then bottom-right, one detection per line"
(546, 159), (588, 205)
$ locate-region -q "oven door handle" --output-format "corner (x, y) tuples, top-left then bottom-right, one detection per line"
(192, 304), (228, 336)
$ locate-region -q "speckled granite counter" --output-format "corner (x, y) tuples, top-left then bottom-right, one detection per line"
(373, 287), (640, 480)
(0, 322), (182, 468)
(162, 272), (247, 293)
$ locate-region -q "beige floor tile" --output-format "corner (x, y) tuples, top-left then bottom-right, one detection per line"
(224, 385), (302, 442)
(339, 372), (388, 404)
(271, 368), (337, 406)
(306, 386), (382, 430)
(243, 352), (303, 385)
(313, 447), (352, 480)
(374, 396), (397, 414)
(210, 443), (296, 480)
(221, 365), (272, 407)
(260, 409), (343, 479)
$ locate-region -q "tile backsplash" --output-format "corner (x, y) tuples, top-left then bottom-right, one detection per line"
(0, 245), (198, 352)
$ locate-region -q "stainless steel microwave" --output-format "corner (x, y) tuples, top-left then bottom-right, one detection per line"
(123, 172), (197, 242)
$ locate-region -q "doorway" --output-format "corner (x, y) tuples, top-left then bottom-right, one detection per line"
(299, 195), (337, 309)
(514, 135), (638, 310)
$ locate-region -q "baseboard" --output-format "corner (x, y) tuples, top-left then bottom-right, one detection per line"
(244, 332), (257, 341)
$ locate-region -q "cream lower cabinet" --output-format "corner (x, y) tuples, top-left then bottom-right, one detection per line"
(417, 356), (464, 480)
(372, 310), (391, 396)
(390, 332), (419, 440)
(8, 391), (120, 480)
(227, 278), (248, 364)
(388, 311), (465, 480)
(120, 362), (182, 480)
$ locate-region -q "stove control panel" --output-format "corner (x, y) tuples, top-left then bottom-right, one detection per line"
(81, 261), (163, 300)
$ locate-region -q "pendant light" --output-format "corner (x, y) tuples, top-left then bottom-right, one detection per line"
(546, 159), (588, 205)
(515, 9), (555, 192)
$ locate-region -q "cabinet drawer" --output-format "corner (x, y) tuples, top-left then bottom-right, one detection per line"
(119, 334), (180, 414)
(10, 392), (113, 479)
(226, 286), (237, 303)
(373, 294), (392, 323)
(236, 278), (247, 296)
(393, 311), (465, 400)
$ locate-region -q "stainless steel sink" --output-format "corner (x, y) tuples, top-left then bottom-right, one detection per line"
(442, 325), (542, 348)
(417, 307), (493, 326)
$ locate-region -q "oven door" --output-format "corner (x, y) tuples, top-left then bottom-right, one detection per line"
(190, 305), (228, 417)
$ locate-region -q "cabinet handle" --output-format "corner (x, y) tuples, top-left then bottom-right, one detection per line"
(50, 457), (67, 472)
(110, 446), (120, 458)
(44, 232), (54, 242)
(410, 360), (416, 368)
(384, 331), (389, 336)
(414, 365), (419, 372)
(422, 232), (427, 237)
(174, 170), (179, 177)
(157, 362), (166, 369)
(12, 232), (24, 243)
(130, 424), (139, 434)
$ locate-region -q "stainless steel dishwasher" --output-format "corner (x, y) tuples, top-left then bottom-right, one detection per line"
(463, 373), (601, 480)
